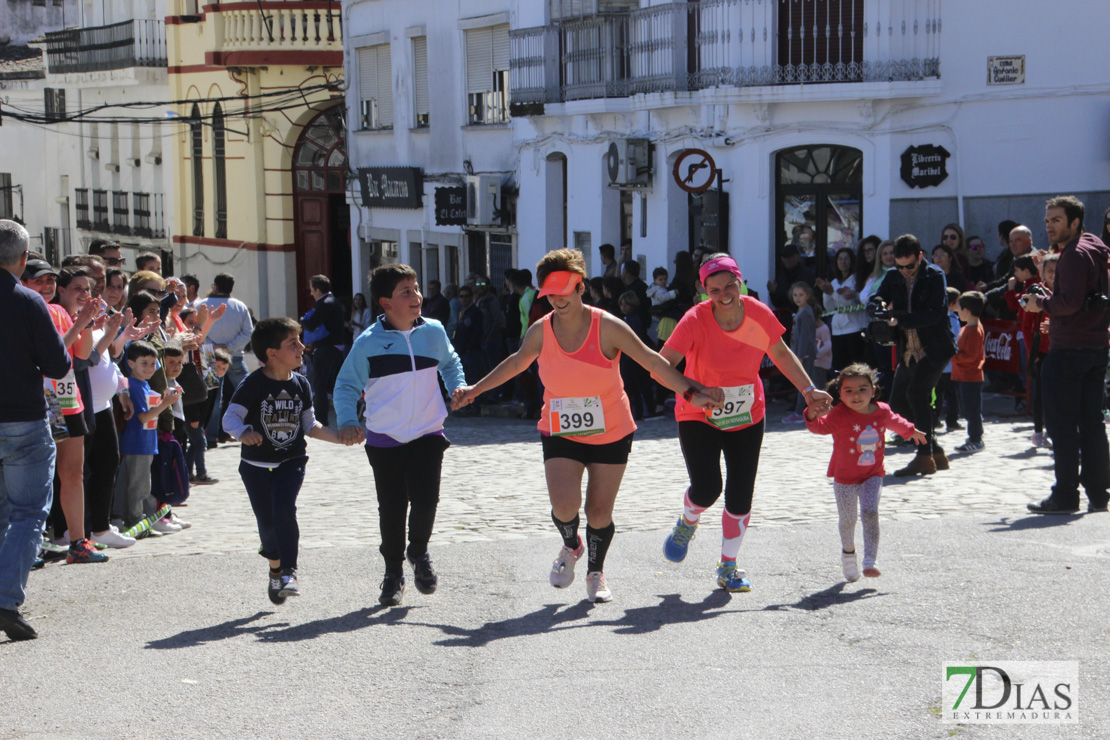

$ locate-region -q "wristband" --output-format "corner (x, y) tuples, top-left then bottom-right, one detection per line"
(682, 387), (697, 402)
(802, 384), (817, 395)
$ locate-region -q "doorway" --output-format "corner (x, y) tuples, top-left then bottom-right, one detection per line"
(775, 144), (862, 278)
(292, 105), (351, 315)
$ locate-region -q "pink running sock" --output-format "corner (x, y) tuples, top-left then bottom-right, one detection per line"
(682, 488), (707, 526)
(720, 509), (751, 562)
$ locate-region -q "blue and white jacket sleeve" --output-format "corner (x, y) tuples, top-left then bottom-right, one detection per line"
(436, 324), (466, 393)
(334, 334), (371, 430)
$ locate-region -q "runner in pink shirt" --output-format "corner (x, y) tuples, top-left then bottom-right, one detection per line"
(660, 252), (833, 592)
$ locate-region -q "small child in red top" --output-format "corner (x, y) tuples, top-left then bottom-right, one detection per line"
(1027, 255), (1058, 447)
(952, 291), (987, 453)
(805, 364), (925, 582)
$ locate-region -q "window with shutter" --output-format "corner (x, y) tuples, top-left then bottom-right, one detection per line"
(413, 36), (430, 128)
(358, 44), (393, 129)
(465, 24), (511, 124)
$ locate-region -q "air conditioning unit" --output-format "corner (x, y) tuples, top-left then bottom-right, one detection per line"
(466, 174), (500, 226)
(606, 138), (653, 186)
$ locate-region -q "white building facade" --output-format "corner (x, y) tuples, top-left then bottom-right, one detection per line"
(345, 0), (1110, 299)
(0, 0), (173, 267)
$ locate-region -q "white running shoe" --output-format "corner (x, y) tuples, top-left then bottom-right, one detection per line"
(168, 511), (192, 529)
(585, 572), (612, 603)
(841, 551), (861, 582)
(152, 518), (182, 534)
(91, 528), (136, 549)
(549, 537), (584, 588)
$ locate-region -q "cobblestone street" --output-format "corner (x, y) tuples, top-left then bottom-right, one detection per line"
(108, 396), (1059, 562)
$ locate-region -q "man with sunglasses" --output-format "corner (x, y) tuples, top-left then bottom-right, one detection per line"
(88, 238), (126, 268)
(868, 234), (957, 476)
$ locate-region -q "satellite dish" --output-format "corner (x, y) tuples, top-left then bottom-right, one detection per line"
(606, 142), (622, 183)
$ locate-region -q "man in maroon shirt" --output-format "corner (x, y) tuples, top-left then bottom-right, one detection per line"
(1023, 196), (1110, 514)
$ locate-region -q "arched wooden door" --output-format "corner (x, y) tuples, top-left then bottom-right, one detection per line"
(292, 105), (351, 316)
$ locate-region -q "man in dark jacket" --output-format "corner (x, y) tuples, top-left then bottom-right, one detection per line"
(1023, 196), (1110, 515)
(621, 259), (652, 329)
(870, 233), (957, 477)
(768, 243), (817, 312)
(0, 220), (74, 640)
(302, 274), (347, 427)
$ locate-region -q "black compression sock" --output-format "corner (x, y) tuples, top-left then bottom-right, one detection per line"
(586, 522), (616, 573)
(552, 511), (580, 549)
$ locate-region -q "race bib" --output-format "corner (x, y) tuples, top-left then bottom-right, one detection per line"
(44, 387), (69, 441)
(44, 369), (79, 412)
(708, 384), (755, 430)
(144, 392), (162, 430)
(549, 396), (606, 437)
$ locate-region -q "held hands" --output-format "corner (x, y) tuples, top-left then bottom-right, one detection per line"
(805, 389), (833, 417)
(687, 387), (725, 411)
(239, 430), (264, 446)
(338, 426), (365, 446)
(909, 429), (928, 445)
(451, 386), (478, 410)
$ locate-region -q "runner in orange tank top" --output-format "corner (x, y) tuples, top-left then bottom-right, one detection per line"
(453, 249), (723, 603)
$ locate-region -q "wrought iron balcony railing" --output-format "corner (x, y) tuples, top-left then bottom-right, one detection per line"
(511, 0), (940, 108)
(45, 19), (167, 74)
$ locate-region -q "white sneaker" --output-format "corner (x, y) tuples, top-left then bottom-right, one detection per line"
(168, 511), (192, 529)
(152, 518), (182, 534)
(52, 531), (71, 548)
(585, 571), (613, 603)
(91, 528), (136, 549)
(841, 551), (861, 582)
(549, 537), (584, 588)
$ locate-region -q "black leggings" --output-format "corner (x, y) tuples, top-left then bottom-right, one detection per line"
(83, 408), (120, 533)
(365, 434), (450, 575)
(678, 419), (765, 516)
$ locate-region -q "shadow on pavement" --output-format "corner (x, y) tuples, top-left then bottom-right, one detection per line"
(405, 601), (594, 647)
(982, 514), (1083, 532)
(257, 604), (414, 643)
(145, 610), (283, 650)
(588, 590), (735, 634)
(761, 582), (882, 612)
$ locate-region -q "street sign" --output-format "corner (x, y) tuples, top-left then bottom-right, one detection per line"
(434, 186), (467, 226)
(673, 149), (717, 194)
(899, 145), (951, 189)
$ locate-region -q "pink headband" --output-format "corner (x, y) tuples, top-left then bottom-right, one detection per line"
(698, 255), (743, 286)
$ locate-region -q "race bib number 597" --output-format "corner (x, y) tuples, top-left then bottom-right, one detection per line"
(708, 384), (755, 430)
(549, 396), (606, 437)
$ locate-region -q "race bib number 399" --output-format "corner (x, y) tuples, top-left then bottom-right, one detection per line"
(709, 384), (755, 430)
(549, 396), (606, 437)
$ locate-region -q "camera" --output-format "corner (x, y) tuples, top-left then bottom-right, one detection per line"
(1086, 291), (1110, 311)
(866, 301), (897, 347)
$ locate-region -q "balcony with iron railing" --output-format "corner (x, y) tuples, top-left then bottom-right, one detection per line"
(75, 188), (164, 239)
(511, 0), (941, 110)
(207, 3), (343, 65)
(44, 19), (167, 75)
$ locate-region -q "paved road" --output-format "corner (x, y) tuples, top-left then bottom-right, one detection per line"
(6, 397), (1108, 739)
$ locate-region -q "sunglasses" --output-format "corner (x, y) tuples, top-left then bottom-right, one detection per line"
(896, 259), (920, 273)
(103, 257), (126, 266)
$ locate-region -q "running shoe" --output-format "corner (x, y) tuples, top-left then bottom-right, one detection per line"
(841, 551), (860, 582)
(279, 570), (300, 598)
(66, 539), (109, 564)
(152, 518), (182, 534)
(268, 572), (286, 605)
(585, 572), (612, 603)
(407, 552), (438, 595)
(663, 517), (698, 563)
(167, 511), (192, 529)
(91, 526), (136, 549)
(379, 573), (406, 606)
(955, 440), (984, 454)
(716, 561), (751, 592)
(781, 413), (806, 424)
(862, 561), (882, 578)
(549, 536), (584, 589)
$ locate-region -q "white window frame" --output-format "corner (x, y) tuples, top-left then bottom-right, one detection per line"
(357, 42), (394, 130)
(463, 23), (511, 125)
(412, 35), (430, 129)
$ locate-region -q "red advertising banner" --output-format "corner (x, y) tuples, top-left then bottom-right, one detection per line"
(982, 319), (1022, 374)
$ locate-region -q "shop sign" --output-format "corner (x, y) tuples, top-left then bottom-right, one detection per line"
(434, 186), (467, 226)
(988, 56), (1025, 85)
(900, 145), (950, 188)
(358, 167), (423, 209)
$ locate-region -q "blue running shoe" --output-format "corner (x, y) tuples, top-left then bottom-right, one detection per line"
(716, 561), (751, 592)
(663, 518), (698, 563)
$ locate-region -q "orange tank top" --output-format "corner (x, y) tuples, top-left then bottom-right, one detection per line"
(537, 306), (636, 445)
